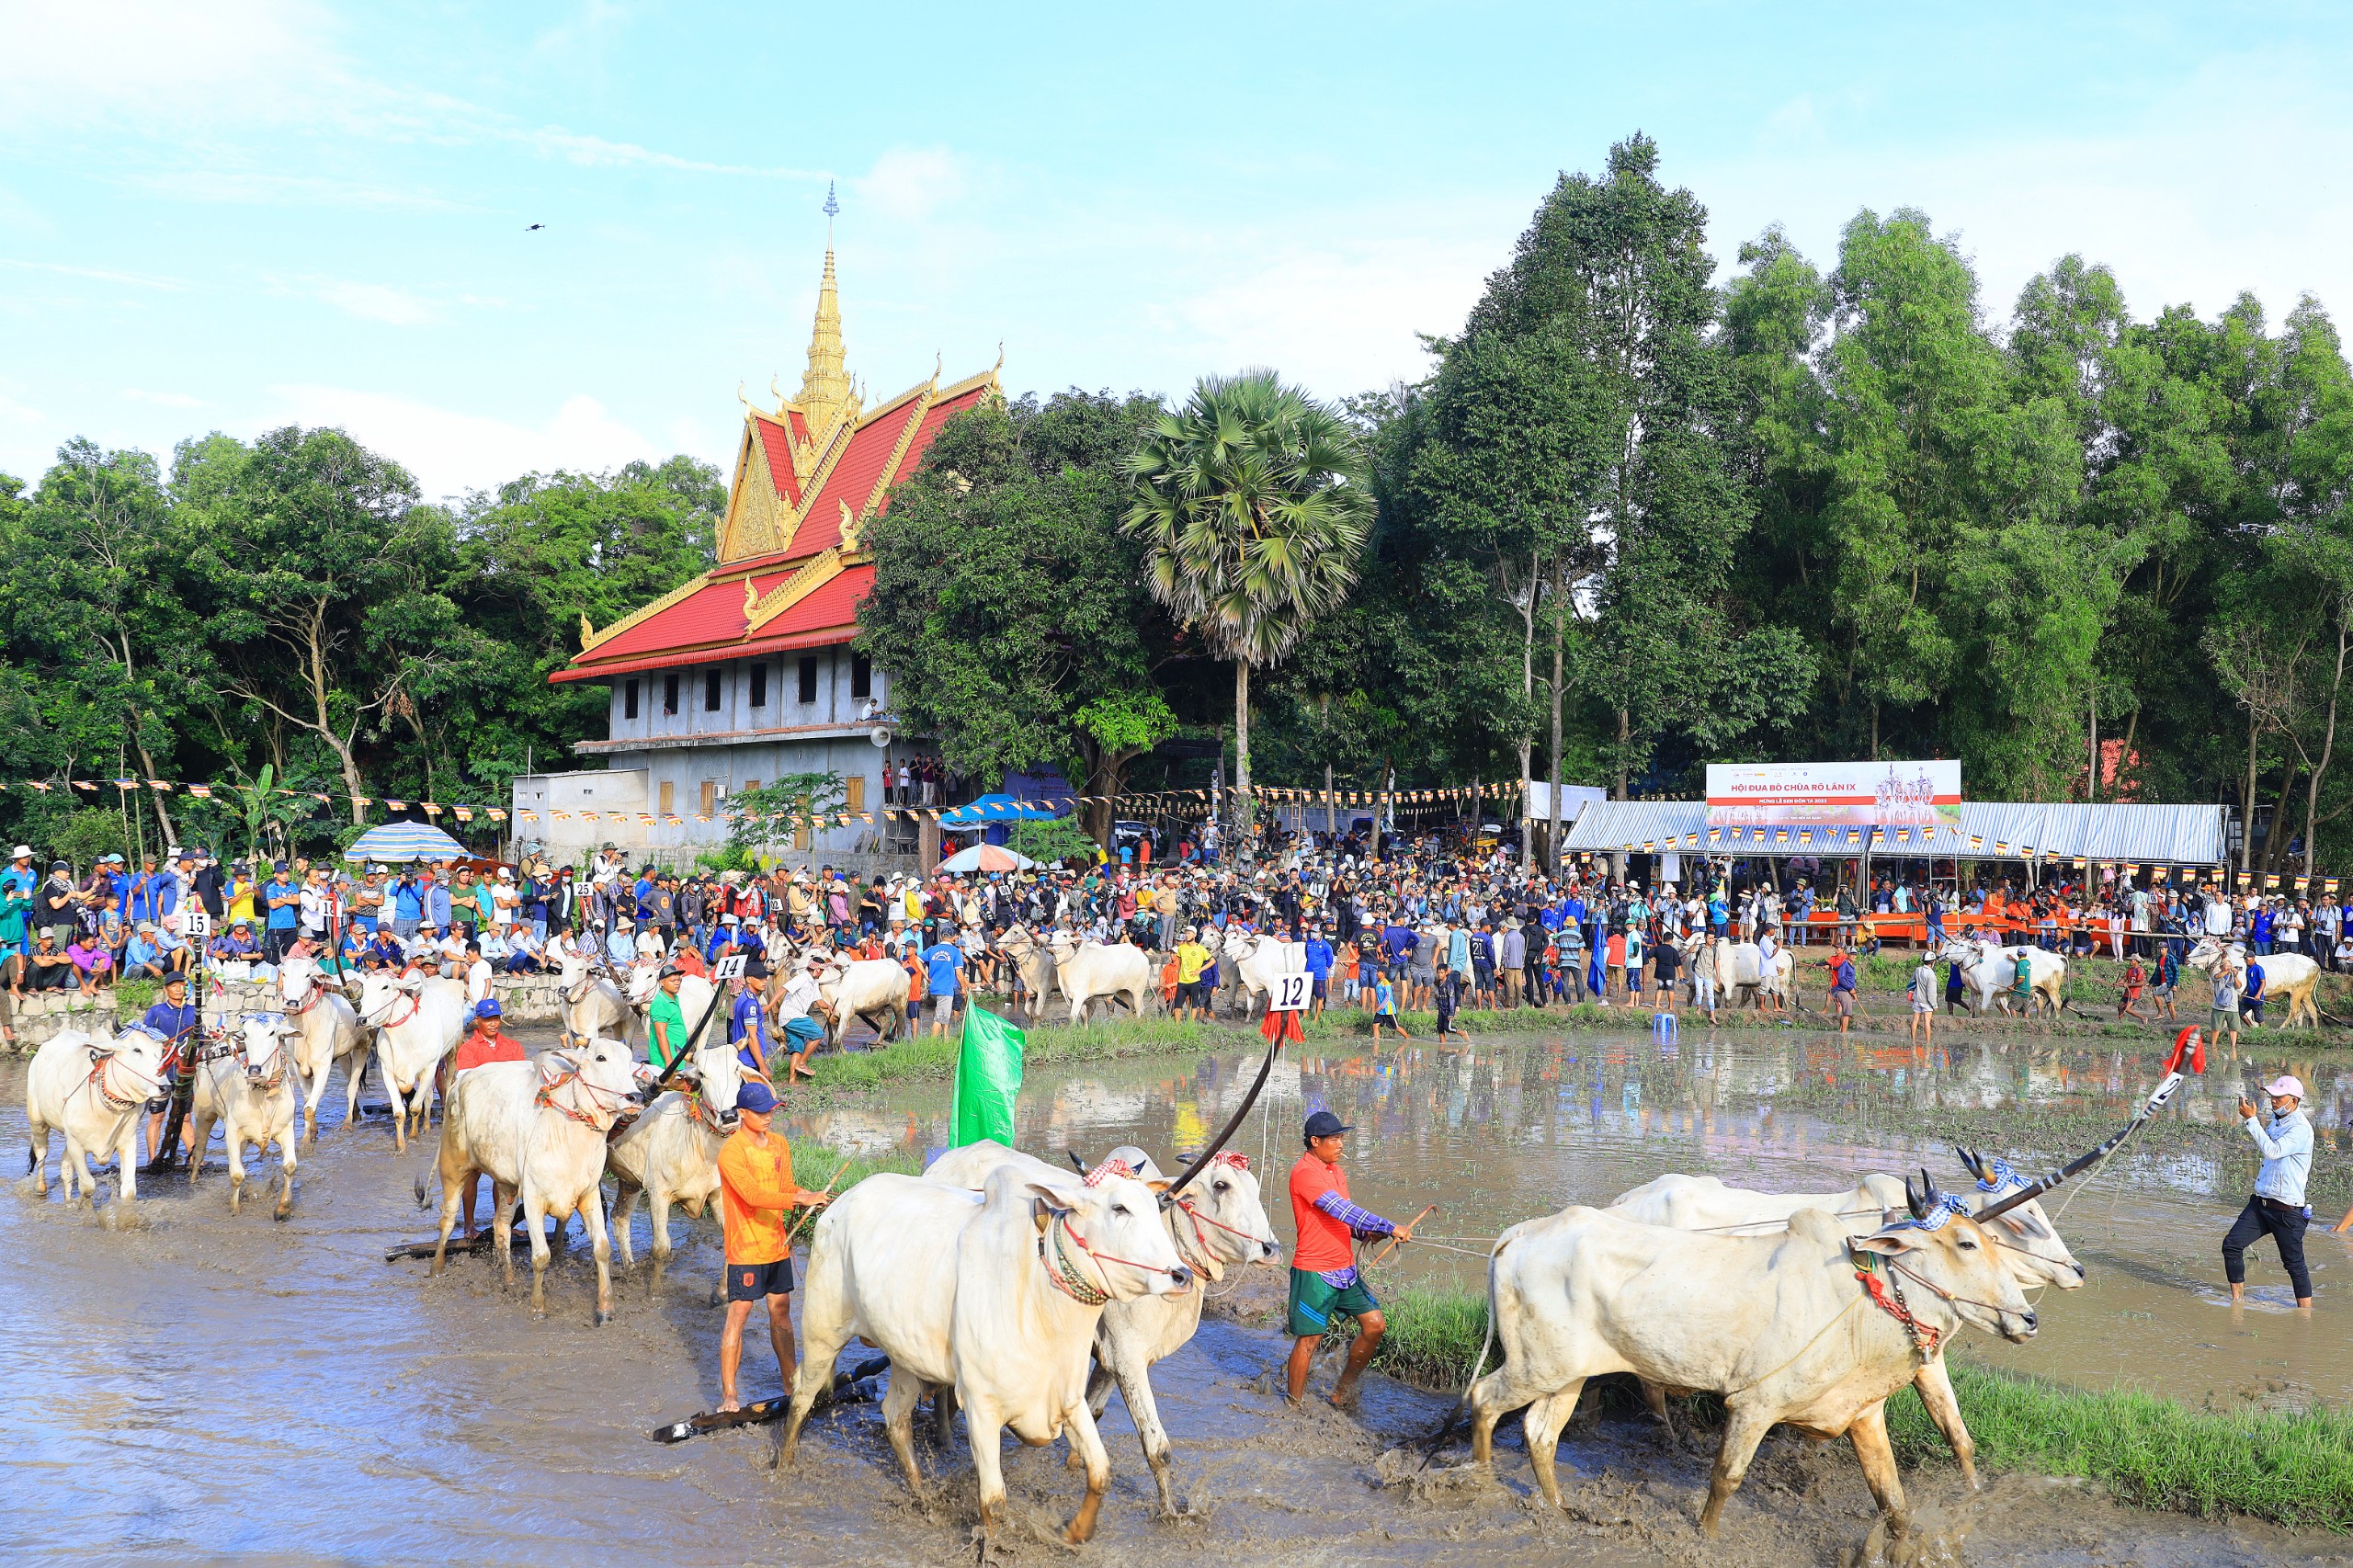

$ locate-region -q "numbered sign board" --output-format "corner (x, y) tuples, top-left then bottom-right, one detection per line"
(712, 954), (748, 982)
(183, 909), (214, 938)
(1269, 971), (1312, 1012)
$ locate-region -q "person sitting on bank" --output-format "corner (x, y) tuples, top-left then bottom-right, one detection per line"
(2227, 1074), (2314, 1312)
(1285, 1109), (1417, 1409)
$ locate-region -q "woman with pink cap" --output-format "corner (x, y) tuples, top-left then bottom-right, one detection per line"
(2224, 1073), (2314, 1310)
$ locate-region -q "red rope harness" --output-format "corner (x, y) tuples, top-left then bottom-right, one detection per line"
(1853, 1258), (1939, 1358)
(533, 1067), (633, 1131)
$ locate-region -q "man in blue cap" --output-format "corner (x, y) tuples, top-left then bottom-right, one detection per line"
(1285, 1108), (1415, 1407)
(716, 1077), (832, 1412)
(447, 999), (525, 1242)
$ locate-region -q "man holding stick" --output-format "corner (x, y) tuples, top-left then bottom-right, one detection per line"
(715, 1078), (832, 1413)
(1285, 1109), (1417, 1409)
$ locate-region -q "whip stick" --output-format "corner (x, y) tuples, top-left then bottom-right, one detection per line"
(1364, 1204), (1438, 1268)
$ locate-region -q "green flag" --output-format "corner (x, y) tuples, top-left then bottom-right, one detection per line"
(949, 1005), (1026, 1148)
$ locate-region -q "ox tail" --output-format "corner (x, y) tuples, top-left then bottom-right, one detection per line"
(413, 1168), (429, 1209)
(1420, 1229), (1511, 1459)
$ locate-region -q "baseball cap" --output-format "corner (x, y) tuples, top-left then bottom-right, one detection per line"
(474, 998), (504, 1019)
(734, 1078), (778, 1116)
(1303, 1109), (1352, 1140)
(2266, 1074), (2306, 1100)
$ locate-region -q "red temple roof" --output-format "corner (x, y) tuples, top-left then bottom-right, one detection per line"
(557, 370), (995, 687)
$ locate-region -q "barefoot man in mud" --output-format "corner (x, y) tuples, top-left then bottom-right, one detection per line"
(716, 1078), (832, 1413)
(1286, 1109), (1415, 1408)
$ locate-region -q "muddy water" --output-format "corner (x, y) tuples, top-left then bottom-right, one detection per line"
(2, 1028), (2345, 1566)
(795, 1025), (2353, 1411)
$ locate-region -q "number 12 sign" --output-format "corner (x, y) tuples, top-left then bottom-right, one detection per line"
(1270, 971), (1312, 1013)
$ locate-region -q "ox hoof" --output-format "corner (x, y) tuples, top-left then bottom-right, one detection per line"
(594, 1308), (611, 1327)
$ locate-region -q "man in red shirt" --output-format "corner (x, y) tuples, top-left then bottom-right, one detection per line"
(1285, 1109), (1415, 1407)
(448, 999), (526, 1241)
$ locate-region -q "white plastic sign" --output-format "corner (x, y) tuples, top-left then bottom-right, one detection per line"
(712, 954), (748, 981)
(1270, 971), (1312, 1012)
(183, 909), (214, 938)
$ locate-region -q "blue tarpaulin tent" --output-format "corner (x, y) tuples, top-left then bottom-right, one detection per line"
(342, 821), (471, 863)
(938, 793), (1067, 829)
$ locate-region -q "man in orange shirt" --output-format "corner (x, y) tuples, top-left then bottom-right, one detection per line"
(716, 1077), (832, 1413)
(1285, 1109), (1415, 1408)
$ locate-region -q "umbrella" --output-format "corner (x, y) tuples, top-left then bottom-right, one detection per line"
(938, 843), (1037, 874)
(343, 821), (471, 863)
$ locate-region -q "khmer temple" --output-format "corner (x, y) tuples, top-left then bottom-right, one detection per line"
(517, 234), (1000, 867)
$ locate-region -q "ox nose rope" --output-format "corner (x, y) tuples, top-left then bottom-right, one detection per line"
(1040, 1212), (1189, 1306)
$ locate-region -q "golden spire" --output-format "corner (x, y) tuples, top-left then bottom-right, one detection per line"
(795, 182), (855, 440)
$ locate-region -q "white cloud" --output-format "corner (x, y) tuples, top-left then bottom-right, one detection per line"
(0, 393), (50, 428)
(0, 0), (344, 131)
(857, 147), (968, 222)
(121, 388), (208, 408)
(311, 280), (441, 325)
(267, 385), (660, 497)
(0, 256), (184, 290)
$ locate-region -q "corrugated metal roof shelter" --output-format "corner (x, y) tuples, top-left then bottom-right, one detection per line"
(1561, 800), (2226, 865)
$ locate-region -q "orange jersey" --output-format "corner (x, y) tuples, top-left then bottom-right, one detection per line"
(1289, 1153), (1357, 1273)
(718, 1131), (799, 1265)
(449, 1028), (525, 1076)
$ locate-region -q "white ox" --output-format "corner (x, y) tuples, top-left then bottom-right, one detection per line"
(426, 1038), (650, 1323)
(1938, 937), (2068, 1018)
(1045, 931), (1154, 1025)
(1215, 930), (1304, 1019)
(1707, 938), (1795, 1010)
(995, 925), (1063, 1021)
(1609, 1164), (2085, 1489)
(779, 1163), (1194, 1545)
(925, 1141), (1279, 1515)
(813, 956), (910, 1051)
(22, 1028), (173, 1206)
(1466, 1199), (2036, 1542)
(607, 1028), (745, 1269)
(355, 970), (470, 1149)
(2188, 936), (2322, 1028)
(554, 949), (638, 1045)
(278, 958), (370, 1142)
(187, 1016), (301, 1218)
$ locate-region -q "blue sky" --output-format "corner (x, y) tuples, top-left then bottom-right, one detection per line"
(6, 2), (2351, 499)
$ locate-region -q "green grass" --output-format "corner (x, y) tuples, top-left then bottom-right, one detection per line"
(1340, 1287), (2353, 1531)
(113, 975), (158, 1013)
(1886, 1362), (2353, 1531)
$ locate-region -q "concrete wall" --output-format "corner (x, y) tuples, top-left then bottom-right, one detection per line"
(601, 648), (882, 746)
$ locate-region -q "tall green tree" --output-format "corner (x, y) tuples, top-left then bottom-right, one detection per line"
(860, 392), (1178, 845)
(1122, 370), (1371, 836)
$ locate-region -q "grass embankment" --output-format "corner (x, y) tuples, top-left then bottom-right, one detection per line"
(1344, 1286), (2353, 1531)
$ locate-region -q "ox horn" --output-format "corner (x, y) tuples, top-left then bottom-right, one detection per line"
(1955, 1145), (1985, 1185)
(1904, 1171), (1932, 1221)
(1065, 1150), (1088, 1175)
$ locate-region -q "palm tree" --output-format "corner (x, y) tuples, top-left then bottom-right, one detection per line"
(1122, 370), (1371, 842)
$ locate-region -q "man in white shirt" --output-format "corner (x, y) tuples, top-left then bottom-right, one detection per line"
(2204, 887), (2234, 937)
(2224, 1074), (2313, 1310)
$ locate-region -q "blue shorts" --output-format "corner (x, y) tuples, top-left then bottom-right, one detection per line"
(782, 1017), (823, 1046)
